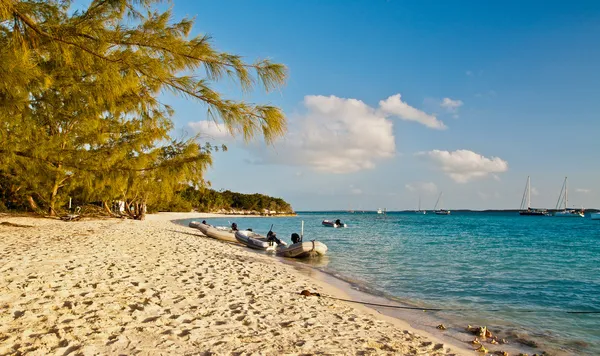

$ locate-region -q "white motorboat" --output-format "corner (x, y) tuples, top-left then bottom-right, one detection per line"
(322, 219), (347, 228)
(189, 222), (238, 243)
(276, 240), (328, 258)
(235, 230), (286, 250)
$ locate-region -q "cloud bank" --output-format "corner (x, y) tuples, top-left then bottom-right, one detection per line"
(379, 94), (446, 130)
(405, 182), (438, 194)
(253, 94), (442, 174)
(417, 149), (508, 183)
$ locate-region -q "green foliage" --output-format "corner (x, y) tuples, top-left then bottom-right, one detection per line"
(177, 186), (293, 214)
(0, 0), (288, 219)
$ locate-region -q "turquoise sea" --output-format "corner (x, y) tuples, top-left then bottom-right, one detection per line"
(179, 212), (600, 355)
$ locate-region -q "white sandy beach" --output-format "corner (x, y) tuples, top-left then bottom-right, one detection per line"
(0, 212), (474, 355)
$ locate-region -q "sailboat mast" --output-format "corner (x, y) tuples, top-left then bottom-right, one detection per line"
(527, 176), (531, 209)
(434, 192), (442, 210)
(565, 177), (568, 210)
(418, 195), (421, 211)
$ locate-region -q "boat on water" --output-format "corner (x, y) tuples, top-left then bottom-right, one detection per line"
(519, 176), (547, 216)
(377, 208), (383, 214)
(277, 222), (327, 258)
(276, 240), (328, 258)
(322, 219), (347, 228)
(189, 222), (238, 243)
(591, 213), (600, 220)
(549, 177), (584, 218)
(433, 192), (451, 215)
(191, 222), (237, 242)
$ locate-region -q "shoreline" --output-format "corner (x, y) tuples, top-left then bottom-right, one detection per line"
(0, 212), (481, 355)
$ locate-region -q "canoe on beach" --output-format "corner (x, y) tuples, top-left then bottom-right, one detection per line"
(189, 222), (237, 243)
(276, 240), (328, 258)
(235, 230), (286, 250)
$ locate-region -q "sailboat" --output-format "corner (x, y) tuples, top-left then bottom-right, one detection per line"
(519, 176), (547, 216)
(416, 195), (426, 214)
(551, 177), (584, 217)
(433, 192), (450, 215)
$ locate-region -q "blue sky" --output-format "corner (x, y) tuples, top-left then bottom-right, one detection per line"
(163, 0), (600, 210)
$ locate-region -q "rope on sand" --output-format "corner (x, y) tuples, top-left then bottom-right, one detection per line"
(297, 290), (600, 314)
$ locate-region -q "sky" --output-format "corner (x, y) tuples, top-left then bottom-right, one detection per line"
(161, 0), (600, 211)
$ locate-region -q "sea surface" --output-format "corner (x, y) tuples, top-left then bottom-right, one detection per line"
(179, 212), (600, 355)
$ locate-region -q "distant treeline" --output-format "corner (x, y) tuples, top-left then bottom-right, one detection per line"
(156, 187), (294, 214)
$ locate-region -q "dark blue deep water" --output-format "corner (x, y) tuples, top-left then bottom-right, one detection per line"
(180, 211), (600, 355)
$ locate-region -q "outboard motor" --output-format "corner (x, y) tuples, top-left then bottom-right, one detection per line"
(291, 233), (301, 244)
(267, 231), (282, 245)
(231, 222), (238, 231)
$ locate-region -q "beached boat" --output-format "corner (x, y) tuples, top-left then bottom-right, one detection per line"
(276, 240), (328, 258)
(519, 176), (547, 216)
(550, 177), (584, 218)
(322, 219), (347, 228)
(433, 192), (451, 215)
(235, 230), (286, 250)
(190, 222), (238, 243)
(591, 213), (600, 220)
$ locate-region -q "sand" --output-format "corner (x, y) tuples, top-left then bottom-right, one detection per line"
(0, 213), (474, 355)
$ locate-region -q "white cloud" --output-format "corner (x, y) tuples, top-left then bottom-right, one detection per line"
(575, 188), (591, 194)
(188, 120), (231, 140)
(252, 95), (396, 174)
(405, 182), (438, 194)
(379, 94), (446, 130)
(440, 98), (464, 116)
(350, 185), (363, 195)
(417, 149), (509, 183)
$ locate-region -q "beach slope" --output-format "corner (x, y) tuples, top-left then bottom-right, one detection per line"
(0, 214), (469, 355)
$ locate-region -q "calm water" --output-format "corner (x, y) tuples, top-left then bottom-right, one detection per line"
(179, 212), (600, 355)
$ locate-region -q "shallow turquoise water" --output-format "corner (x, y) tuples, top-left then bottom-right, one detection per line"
(180, 212), (600, 355)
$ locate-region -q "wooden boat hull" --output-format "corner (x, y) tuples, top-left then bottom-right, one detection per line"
(276, 240), (327, 258)
(190, 222), (237, 243)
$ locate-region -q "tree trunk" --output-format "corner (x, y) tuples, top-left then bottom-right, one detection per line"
(27, 195), (39, 211)
(48, 166), (62, 216)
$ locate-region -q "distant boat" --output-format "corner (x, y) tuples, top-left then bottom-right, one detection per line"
(377, 208), (383, 214)
(322, 219), (347, 228)
(433, 192), (450, 215)
(519, 176), (547, 216)
(591, 213), (600, 220)
(416, 195), (426, 214)
(550, 177), (584, 218)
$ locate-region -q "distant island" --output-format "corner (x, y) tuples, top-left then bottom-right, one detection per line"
(163, 187), (295, 216)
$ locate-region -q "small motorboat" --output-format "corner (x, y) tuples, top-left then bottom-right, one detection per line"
(276, 240), (328, 258)
(189, 222), (238, 243)
(322, 219), (347, 228)
(235, 230), (286, 250)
